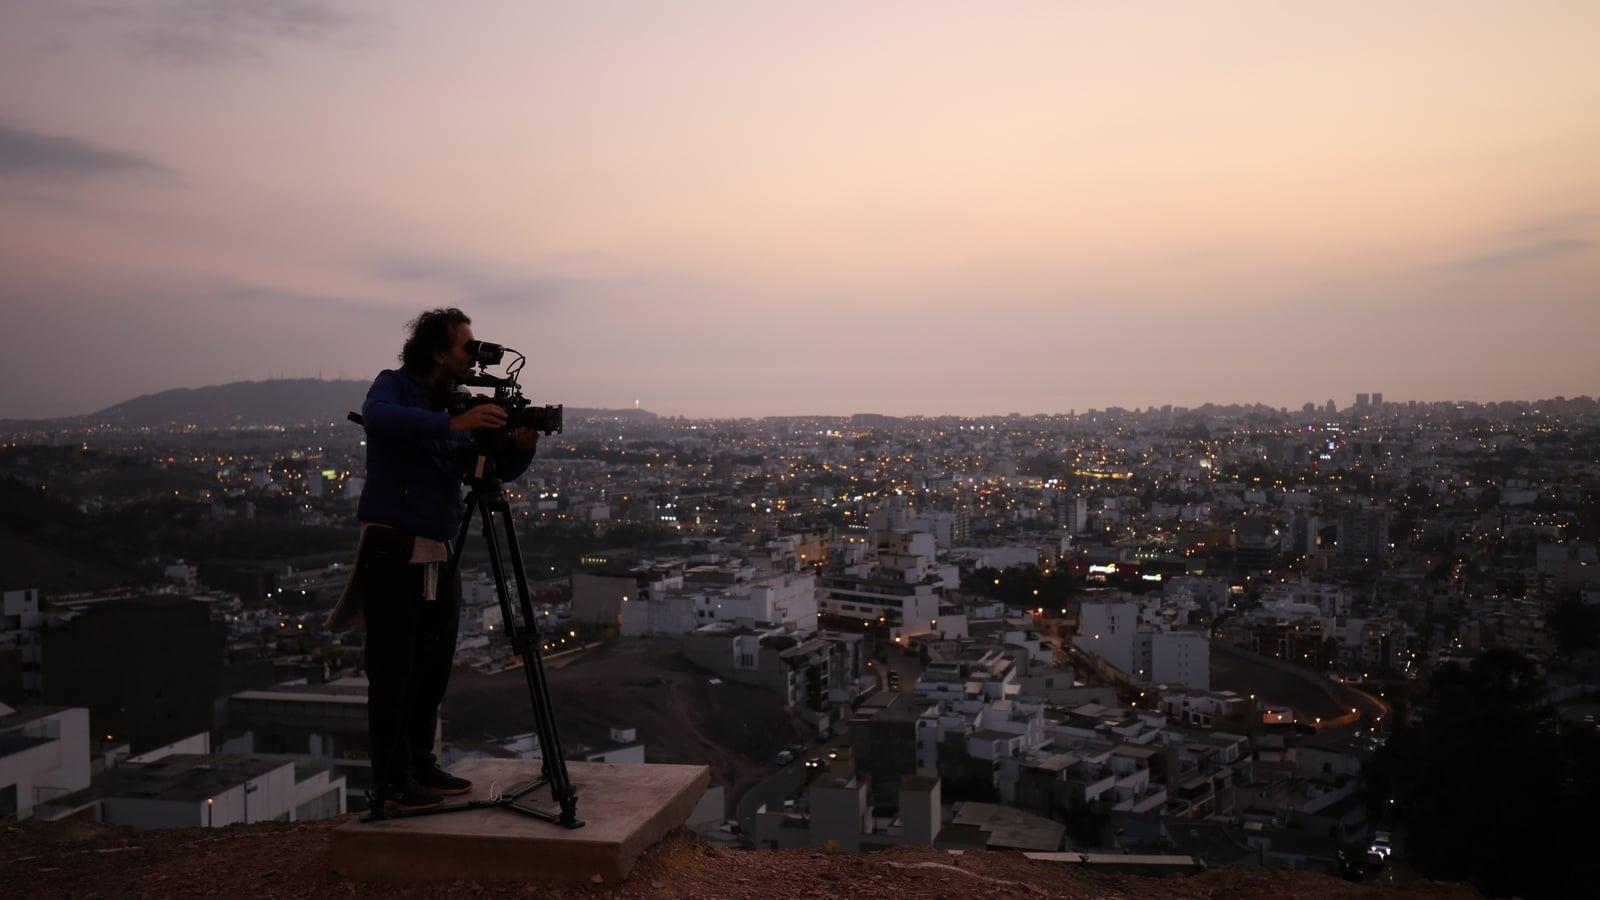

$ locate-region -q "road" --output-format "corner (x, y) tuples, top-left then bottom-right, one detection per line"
(736, 733), (851, 840)
(877, 643), (925, 693)
(1317, 684), (1393, 731)
(1211, 641), (1389, 728)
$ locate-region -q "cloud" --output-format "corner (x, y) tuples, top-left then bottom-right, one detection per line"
(102, 0), (371, 65)
(1444, 237), (1594, 272)
(0, 118), (172, 181)
(1439, 218), (1597, 272)
(371, 254), (574, 310)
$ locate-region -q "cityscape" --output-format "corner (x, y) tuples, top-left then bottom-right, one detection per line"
(4, 386), (1598, 895)
(3, 1), (1598, 897)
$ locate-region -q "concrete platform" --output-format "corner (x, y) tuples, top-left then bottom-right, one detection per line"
(330, 759), (711, 884)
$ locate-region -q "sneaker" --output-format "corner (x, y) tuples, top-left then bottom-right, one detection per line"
(379, 777), (444, 811)
(415, 761), (473, 796)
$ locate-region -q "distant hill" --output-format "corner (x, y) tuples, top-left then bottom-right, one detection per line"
(2, 379), (656, 430)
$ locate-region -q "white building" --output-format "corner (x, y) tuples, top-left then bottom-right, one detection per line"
(1, 589), (45, 698)
(0, 704), (91, 820)
(220, 678), (378, 796)
(87, 753), (343, 828)
(716, 573), (818, 630)
(1151, 631), (1210, 691)
(819, 575), (941, 644)
(1074, 601), (1143, 675)
(621, 573), (818, 637)
(1076, 601), (1210, 689)
(619, 589), (698, 636)
(1164, 576), (1232, 617)
(875, 530), (939, 580)
(1260, 578), (1350, 617)
(952, 545), (1039, 571)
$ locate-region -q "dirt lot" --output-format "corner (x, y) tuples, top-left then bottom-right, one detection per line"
(443, 638), (800, 812)
(1210, 642), (1347, 722)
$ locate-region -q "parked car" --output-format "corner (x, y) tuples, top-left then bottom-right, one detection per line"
(773, 750), (794, 766)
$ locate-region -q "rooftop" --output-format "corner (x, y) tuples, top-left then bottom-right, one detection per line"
(947, 801), (1067, 852)
(97, 754), (288, 802)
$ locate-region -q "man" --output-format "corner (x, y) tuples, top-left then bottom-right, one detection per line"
(330, 308), (538, 811)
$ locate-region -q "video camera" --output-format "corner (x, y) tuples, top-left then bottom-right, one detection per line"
(452, 340), (563, 461)
(345, 339), (562, 478)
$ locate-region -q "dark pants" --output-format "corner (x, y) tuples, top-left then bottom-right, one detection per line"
(360, 528), (461, 790)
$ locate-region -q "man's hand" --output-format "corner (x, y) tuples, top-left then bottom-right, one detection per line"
(510, 428), (539, 452)
(450, 405), (507, 431)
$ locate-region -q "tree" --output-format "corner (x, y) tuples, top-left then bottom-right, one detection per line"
(1065, 797), (1111, 848)
(960, 565), (1081, 608)
(1547, 601), (1600, 654)
(1369, 649), (1599, 897)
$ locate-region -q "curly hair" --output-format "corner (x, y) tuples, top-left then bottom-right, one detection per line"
(399, 307), (471, 373)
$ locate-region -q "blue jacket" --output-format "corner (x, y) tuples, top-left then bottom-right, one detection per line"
(356, 368), (536, 541)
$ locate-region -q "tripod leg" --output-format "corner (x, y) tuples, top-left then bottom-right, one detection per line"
(492, 499), (580, 825)
(447, 490), (477, 577)
(478, 496), (581, 827)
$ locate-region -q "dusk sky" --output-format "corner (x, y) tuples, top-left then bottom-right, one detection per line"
(1, 1), (1596, 419)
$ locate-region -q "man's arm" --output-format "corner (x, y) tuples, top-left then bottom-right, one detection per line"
(361, 371), (451, 439)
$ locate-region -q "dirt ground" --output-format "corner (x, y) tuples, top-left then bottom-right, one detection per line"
(1210, 642), (1347, 721)
(443, 638), (799, 812)
(0, 817), (1480, 900)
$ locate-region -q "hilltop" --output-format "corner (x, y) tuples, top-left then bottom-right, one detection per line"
(1, 379), (657, 430)
(2, 817), (1475, 900)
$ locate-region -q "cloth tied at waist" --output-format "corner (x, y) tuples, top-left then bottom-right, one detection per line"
(322, 524), (451, 633)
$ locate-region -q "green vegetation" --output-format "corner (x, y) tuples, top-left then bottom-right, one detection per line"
(959, 564), (1082, 608)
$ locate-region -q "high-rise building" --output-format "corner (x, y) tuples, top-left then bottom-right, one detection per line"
(1056, 495), (1088, 532)
(1372, 392), (1384, 407)
(1355, 393), (1370, 409)
(1234, 519), (1281, 571)
(1338, 507), (1391, 561)
(1284, 514), (1321, 557)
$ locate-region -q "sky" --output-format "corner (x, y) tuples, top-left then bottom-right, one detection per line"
(0, 1), (1596, 419)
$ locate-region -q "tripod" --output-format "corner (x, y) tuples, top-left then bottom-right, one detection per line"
(362, 463), (582, 829)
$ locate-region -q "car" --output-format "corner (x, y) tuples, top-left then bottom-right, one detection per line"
(803, 757), (824, 769)
(773, 750), (794, 766)
(786, 743), (808, 756)
(1368, 830), (1393, 860)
